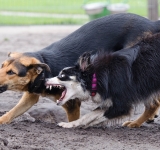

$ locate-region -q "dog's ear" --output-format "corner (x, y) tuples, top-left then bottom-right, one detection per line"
(32, 63), (51, 74)
(8, 52), (22, 58)
(19, 57), (51, 74)
(78, 52), (91, 71)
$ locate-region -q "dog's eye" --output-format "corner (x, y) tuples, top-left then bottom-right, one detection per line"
(7, 70), (15, 75)
(61, 74), (65, 78)
(58, 73), (65, 79)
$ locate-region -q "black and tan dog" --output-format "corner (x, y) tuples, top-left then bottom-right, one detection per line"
(46, 33), (160, 128)
(0, 13), (160, 124)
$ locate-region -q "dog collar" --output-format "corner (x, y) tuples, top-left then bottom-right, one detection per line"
(91, 73), (97, 96)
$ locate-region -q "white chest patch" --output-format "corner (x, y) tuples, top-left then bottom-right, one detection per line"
(92, 93), (102, 103)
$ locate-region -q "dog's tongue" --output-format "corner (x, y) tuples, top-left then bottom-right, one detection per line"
(59, 90), (66, 101)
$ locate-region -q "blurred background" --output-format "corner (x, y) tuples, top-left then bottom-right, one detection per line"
(0, 0), (159, 25)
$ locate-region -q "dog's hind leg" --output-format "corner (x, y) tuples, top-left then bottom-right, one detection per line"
(58, 108), (106, 128)
(0, 92), (39, 124)
(146, 105), (159, 123)
(122, 99), (160, 128)
(62, 98), (81, 122)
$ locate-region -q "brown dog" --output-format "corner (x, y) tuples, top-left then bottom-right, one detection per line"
(0, 52), (80, 123)
(0, 13), (160, 124)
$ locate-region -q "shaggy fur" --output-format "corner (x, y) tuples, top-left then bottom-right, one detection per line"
(46, 33), (160, 128)
(0, 13), (160, 124)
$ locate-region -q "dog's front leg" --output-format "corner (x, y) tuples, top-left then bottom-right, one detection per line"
(0, 92), (39, 124)
(58, 109), (106, 128)
(62, 98), (81, 122)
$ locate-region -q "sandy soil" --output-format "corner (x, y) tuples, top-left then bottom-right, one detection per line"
(0, 25), (160, 150)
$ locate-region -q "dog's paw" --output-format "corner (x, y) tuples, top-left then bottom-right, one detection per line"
(58, 121), (79, 128)
(122, 120), (141, 128)
(0, 115), (10, 124)
(58, 122), (74, 128)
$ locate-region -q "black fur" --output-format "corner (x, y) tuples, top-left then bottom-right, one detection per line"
(26, 13), (160, 93)
(61, 33), (160, 119)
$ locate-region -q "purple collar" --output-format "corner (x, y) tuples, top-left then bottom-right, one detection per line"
(91, 73), (97, 96)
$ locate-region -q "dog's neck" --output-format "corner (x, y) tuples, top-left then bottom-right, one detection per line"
(90, 73), (97, 96)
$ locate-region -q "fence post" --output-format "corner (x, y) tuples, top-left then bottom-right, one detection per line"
(147, 0), (158, 21)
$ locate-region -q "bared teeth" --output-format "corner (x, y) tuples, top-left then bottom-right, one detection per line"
(57, 100), (60, 105)
(46, 84), (64, 90)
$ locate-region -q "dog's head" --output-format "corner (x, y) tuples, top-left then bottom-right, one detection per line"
(45, 52), (92, 105)
(0, 52), (50, 93)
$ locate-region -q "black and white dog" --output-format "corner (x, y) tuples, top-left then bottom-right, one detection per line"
(1, 13), (160, 124)
(45, 33), (160, 128)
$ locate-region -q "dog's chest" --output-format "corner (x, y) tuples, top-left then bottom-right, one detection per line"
(92, 94), (113, 109)
(91, 94), (102, 103)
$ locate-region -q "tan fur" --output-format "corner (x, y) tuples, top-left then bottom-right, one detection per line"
(123, 99), (160, 128)
(0, 92), (39, 124)
(62, 98), (81, 122)
(0, 52), (80, 124)
(125, 32), (153, 49)
(0, 56), (40, 91)
(8, 52), (22, 58)
(147, 106), (159, 121)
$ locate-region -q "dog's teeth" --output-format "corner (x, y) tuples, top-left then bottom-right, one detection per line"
(59, 85), (63, 89)
(56, 100), (59, 105)
(50, 85), (52, 90)
(46, 85), (49, 89)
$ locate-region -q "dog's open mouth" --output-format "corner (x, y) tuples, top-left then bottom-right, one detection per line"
(46, 84), (66, 103)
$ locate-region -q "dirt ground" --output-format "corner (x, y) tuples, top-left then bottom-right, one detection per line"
(0, 25), (160, 150)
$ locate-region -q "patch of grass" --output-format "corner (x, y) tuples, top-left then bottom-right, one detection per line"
(113, 0), (148, 17)
(0, 0), (148, 15)
(0, 0), (85, 14)
(0, 15), (88, 25)
(0, 0), (156, 25)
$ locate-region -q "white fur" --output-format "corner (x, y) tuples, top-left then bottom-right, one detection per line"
(102, 98), (113, 108)
(46, 77), (90, 105)
(58, 109), (107, 128)
(91, 93), (102, 103)
(46, 75), (115, 128)
(92, 94), (113, 109)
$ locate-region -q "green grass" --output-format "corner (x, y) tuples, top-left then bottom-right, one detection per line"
(0, 15), (88, 25)
(0, 0), (154, 25)
(0, 0), (85, 14)
(101, 0), (147, 17)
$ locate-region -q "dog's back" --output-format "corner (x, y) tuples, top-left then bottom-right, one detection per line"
(60, 13), (160, 51)
(33, 13), (160, 76)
